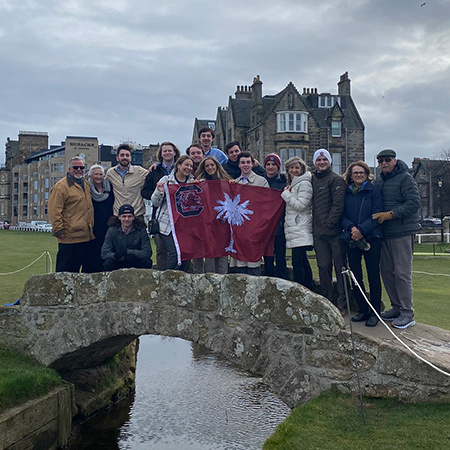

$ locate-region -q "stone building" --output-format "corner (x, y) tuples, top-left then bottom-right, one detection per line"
(2, 132), (158, 225)
(412, 157), (450, 220)
(193, 72), (365, 172)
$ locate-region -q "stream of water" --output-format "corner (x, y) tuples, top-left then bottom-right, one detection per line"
(67, 335), (290, 449)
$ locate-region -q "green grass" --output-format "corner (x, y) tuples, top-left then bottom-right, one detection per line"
(0, 230), (58, 304)
(264, 390), (450, 450)
(0, 229), (157, 304)
(0, 349), (62, 413)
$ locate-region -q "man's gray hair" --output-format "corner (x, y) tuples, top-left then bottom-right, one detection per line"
(68, 156), (85, 168)
(88, 164), (105, 176)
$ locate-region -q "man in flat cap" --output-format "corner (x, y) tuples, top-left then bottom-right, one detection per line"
(373, 149), (420, 329)
(101, 204), (153, 271)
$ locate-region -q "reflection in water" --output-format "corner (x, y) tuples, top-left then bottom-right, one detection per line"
(68, 335), (290, 450)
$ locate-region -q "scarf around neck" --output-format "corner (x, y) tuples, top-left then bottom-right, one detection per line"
(89, 178), (112, 202)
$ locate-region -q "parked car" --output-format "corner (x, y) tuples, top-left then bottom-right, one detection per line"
(0, 220), (10, 229)
(42, 224), (53, 232)
(420, 218), (442, 228)
(31, 220), (48, 228)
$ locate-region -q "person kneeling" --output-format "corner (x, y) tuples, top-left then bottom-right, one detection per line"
(102, 204), (153, 271)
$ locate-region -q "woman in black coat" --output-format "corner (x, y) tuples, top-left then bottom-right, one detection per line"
(341, 161), (383, 327)
(84, 164), (114, 272)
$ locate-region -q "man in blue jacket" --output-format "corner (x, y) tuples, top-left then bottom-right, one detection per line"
(373, 149), (420, 329)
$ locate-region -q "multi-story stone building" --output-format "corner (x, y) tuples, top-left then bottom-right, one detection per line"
(193, 72), (365, 172)
(1, 132), (159, 225)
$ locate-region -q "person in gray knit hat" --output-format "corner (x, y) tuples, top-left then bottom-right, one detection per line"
(373, 149), (420, 329)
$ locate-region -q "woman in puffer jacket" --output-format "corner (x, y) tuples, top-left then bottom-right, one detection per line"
(281, 156), (314, 289)
(341, 161), (383, 327)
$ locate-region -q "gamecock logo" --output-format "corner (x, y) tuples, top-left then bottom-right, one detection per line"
(175, 185), (204, 217)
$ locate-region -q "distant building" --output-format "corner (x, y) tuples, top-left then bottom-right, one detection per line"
(193, 72), (365, 172)
(412, 157), (450, 219)
(1, 132), (157, 225)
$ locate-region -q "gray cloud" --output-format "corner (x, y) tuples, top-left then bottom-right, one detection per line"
(1, 0), (449, 165)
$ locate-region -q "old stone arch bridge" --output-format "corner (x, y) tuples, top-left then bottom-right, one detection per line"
(1, 269), (449, 408)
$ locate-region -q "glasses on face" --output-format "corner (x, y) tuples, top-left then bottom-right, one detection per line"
(377, 157), (392, 164)
(352, 171), (366, 176)
(71, 165), (85, 170)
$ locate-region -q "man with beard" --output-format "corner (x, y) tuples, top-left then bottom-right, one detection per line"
(106, 143), (149, 218)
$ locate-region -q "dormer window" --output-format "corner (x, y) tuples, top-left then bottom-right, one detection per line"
(319, 96), (340, 108)
(277, 111), (308, 133)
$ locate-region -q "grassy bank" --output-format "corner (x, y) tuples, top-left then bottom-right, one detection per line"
(0, 349), (62, 414)
(264, 391), (450, 450)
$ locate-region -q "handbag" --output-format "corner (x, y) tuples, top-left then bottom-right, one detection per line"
(148, 200), (164, 235)
(148, 218), (159, 235)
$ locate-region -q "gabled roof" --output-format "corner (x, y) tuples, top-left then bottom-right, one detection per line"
(229, 98), (252, 128)
(413, 159), (449, 179)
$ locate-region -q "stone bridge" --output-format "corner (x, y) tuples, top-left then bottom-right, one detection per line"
(0, 269), (449, 408)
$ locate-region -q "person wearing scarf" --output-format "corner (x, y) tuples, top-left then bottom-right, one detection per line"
(84, 164), (114, 272)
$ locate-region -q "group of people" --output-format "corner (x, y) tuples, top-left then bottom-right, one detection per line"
(48, 126), (420, 330)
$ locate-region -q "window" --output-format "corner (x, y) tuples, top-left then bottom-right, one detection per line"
(332, 152), (342, 175)
(331, 121), (342, 137)
(277, 112), (308, 133)
(207, 122), (216, 130)
(33, 194), (38, 203)
(45, 192), (49, 200)
(279, 148), (305, 172)
(34, 181), (38, 190)
(319, 96), (340, 108)
(45, 178), (49, 188)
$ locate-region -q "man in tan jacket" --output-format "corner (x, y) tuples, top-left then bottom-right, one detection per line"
(48, 156), (94, 272)
(106, 143), (149, 217)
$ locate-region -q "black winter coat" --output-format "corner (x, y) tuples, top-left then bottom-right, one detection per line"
(222, 160), (266, 179)
(311, 168), (346, 238)
(265, 173), (286, 236)
(101, 220), (152, 262)
(373, 160), (420, 238)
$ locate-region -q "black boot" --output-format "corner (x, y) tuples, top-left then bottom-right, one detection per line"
(351, 312), (370, 322)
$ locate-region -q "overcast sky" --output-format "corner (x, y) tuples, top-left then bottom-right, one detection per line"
(1, 0), (449, 167)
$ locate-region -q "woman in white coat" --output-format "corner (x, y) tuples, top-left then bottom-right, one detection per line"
(281, 156), (314, 289)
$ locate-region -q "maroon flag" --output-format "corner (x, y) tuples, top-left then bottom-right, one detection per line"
(165, 180), (284, 264)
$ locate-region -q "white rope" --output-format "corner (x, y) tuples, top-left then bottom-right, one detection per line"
(345, 269), (450, 378)
(412, 270), (450, 277)
(0, 251), (52, 276)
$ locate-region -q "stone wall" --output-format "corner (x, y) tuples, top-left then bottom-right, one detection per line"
(0, 269), (449, 408)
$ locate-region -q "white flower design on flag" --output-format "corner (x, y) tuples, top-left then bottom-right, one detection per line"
(215, 193), (253, 253)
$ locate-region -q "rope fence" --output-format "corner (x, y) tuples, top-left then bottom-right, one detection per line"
(343, 268), (450, 378)
(0, 251), (53, 276)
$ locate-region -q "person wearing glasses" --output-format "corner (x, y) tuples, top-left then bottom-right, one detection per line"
(341, 161), (383, 327)
(372, 149), (420, 329)
(48, 156), (94, 272)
